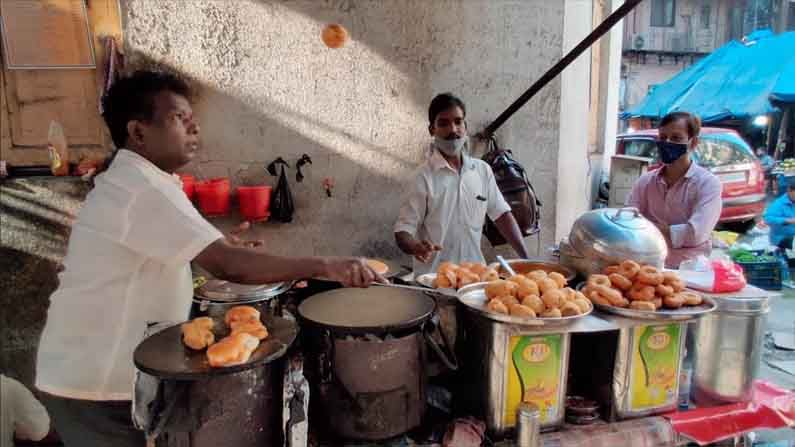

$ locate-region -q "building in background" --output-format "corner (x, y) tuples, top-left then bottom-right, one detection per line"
(620, 0), (795, 127)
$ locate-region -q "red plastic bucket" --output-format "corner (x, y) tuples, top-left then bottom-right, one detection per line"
(195, 178), (231, 216)
(178, 173), (196, 200)
(237, 185), (272, 221)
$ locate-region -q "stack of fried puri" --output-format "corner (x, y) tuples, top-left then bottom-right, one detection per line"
(180, 305), (270, 368)
(483, 270), (591, 319)
(583, 260), (703, 311)
(433, 261), (499, 290)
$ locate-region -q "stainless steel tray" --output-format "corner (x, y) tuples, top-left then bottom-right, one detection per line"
(456, 282), (592, 327)
(575, 283), (717, 321)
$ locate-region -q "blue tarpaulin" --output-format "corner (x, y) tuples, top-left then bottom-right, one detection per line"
(622, 30), (795, 122)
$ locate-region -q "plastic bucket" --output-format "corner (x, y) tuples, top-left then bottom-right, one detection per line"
(195, 178), (231, 216)
(178, 173), (196, 200)
(237, 185), (272, 222)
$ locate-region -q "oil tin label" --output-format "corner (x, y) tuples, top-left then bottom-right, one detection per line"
(630, 323), (681, 411)
(504, 334), (562, 425)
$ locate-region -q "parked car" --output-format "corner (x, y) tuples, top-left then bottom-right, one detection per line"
(615, 127), (766, 232)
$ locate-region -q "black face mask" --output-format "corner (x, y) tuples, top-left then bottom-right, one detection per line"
(657, 140), (689, 164)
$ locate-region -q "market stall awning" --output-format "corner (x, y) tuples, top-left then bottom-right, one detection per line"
(771, 58), (795, 103)
(621, 30), (795, 122)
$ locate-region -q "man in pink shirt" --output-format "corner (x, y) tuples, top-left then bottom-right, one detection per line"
(626, 112), (723, 268)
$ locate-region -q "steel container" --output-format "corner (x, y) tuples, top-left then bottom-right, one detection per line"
(516, 402), (540, 447)
(459, 308), (571, 436)
(691, 293), (770, 405)
(567, 207), (668, 275)
(612, 322), (687, 419)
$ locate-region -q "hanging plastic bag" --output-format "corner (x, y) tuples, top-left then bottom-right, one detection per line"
(678, 255), (746, 293)
(268, 158), (294, 223)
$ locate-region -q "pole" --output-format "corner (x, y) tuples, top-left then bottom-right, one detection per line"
(483, 0), (644, 137)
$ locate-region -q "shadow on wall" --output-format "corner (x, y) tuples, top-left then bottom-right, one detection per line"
(121, 0), (565, 257)
(127, 53), (410, 260)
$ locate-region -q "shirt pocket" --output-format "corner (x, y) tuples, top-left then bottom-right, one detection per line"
(460, 172), (489, 231)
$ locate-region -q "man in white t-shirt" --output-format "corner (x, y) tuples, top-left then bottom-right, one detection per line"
(1, 375), (50, 447)
(394, 93), (528, 275)
(35, 71), (381, 446)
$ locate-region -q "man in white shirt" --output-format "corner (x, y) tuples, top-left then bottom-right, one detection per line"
(394, 93), (528, 275)
(35, 71), (380, 446)
(1, 375), (50, 447)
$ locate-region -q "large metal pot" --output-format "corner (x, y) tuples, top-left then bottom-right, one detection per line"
(690, 292), (770, 405)
(297, 287), (456, 442)
(566, 207), (668, 276)
(191, 279), (291, 319)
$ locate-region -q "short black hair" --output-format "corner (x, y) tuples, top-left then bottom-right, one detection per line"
(102, 70), (192, 148)
(428, 93), (466, 126)
(660, 111), (701, 139)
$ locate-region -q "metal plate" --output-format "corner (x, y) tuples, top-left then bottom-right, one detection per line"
(414, 273), (458, 297)
(297, 287), (435, 335)
(133, 315), (297, 379)
(195, 279), (291, 303)
(575, 283), (717, 321)
(456, 282), (592, 327)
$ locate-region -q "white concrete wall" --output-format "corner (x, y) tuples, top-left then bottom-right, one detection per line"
(121, 0), (577, 260)
(555, 0), (594, 242)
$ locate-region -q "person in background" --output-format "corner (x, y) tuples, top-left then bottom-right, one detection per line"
(35, 70), (382, 447)
(626, 111), (723, 268)
(763, 182), (795, 250)
(394, 93), (528, 275)
(1, 375), (50, 447)
(756, 146), (775, 194)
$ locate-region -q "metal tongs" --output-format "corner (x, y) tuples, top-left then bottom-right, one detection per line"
(496, 255), (517, 277)
(372, 281), (458, 297)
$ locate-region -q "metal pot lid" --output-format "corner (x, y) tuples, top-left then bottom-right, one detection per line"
(297, 287), (435, 334)
(195, 279), (290, 303)
(569, 207), (668, 264)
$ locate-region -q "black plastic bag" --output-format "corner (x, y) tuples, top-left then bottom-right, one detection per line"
(268, 158), (295, 223)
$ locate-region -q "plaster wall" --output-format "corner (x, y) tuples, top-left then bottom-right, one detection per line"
(122, 0), (569, 259)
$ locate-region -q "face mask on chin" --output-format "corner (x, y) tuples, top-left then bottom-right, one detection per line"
(434, 135), (468, 157)
(657, 140), (690, 164)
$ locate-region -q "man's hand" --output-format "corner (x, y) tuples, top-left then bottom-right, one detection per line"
(322, 257), (386, 287)
(228, 221), (264, 248)
(410, 240), (442, 263)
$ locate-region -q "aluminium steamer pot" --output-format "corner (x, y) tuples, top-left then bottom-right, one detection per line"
(567, 207), (668, 275)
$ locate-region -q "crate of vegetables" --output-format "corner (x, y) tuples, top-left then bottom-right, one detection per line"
(730, 249), (782, 291)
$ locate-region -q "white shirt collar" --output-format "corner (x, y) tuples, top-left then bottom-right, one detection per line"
(427, 145), (476, 173)
(115, 149), (182, 186)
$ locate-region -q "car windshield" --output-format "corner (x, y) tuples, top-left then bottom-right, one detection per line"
(692, 135), (755, 168)
(623, 139), (657, 159)
(621, 133), (755, 168)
